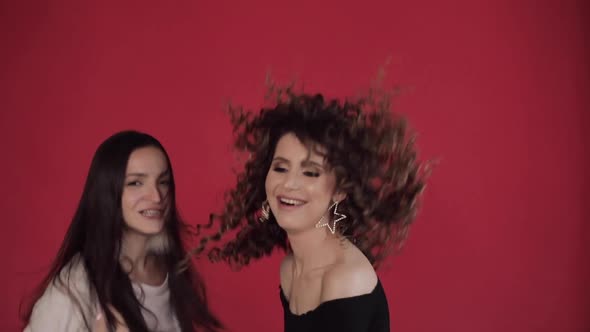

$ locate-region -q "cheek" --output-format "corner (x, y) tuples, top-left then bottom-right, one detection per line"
(163, 193), (172, 213)
(264, 172), (273, 196)
(122, 191), (139, 210)
(121, 199), (132, 218)
(161, 187), (171, 202)
(313, 177), (337, 200)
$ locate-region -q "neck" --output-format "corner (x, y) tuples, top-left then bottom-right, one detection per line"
(120, 231), (151, 270)
(287, 227), (340, 276)
(120, 231), (167, 286)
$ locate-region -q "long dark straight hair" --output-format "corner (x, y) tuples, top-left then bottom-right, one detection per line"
(22, 130), (222, 331)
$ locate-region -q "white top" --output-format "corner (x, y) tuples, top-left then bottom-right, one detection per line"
(133, 274), (180, 332)
(24, 255), (180, 332)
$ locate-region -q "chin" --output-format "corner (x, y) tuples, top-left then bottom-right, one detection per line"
(276, 219), (309, 234)
(125, 223), (167, 240)
(133, 218), (166, 235)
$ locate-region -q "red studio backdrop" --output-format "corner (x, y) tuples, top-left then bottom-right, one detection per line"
(1, 1), (588, 331)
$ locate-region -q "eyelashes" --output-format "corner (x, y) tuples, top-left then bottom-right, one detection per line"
(271, 165), (321, 177)
(272, 166), (288, 173)
(125, 179), (171, 186)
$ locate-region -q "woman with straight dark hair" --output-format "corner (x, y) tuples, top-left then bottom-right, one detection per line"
(23, 130), (222, 332)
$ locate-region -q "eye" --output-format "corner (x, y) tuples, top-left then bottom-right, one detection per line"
(126, 180), (142, 186)
(272, 165), (288, 173)
(303, 171), (320, 177)
(159, 179), (171, 186)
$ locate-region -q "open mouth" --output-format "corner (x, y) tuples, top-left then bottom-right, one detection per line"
(278, 197), (306, 207)
(140, 209), (162, 217)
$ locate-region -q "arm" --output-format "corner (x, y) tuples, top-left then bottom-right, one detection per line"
(24, 282), (90, 332)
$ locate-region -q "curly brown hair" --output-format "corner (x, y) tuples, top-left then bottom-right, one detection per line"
(193, 86), (428, 269)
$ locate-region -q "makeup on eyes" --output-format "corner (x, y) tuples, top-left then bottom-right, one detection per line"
(271, 157), (325, 177)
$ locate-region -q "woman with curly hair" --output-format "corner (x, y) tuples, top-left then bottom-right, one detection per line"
(196, 86), (427, 332)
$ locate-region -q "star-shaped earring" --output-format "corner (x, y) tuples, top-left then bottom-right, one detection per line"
(316, 201), (347, 234)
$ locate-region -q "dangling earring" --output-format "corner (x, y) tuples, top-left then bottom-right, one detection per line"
(259, 200), (271, 223)
(315, 201), (347, 234)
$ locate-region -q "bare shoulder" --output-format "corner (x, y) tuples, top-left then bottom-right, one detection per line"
(320, 249), (377, 302)
(279, 254), (294, 295)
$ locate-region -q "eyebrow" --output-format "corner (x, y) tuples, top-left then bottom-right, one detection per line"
(126, 170), (170, 178)
(272, 157), (325, 169)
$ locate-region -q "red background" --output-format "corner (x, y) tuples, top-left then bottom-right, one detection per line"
(1, 1), (588, 331)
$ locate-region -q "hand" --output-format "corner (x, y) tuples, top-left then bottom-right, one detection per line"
(94, 305), (129, 332)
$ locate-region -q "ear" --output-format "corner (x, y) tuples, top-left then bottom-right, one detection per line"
(332, 191), (347, 203)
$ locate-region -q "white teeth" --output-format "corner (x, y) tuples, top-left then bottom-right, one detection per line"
(141, 209), (161, 217)
(280, 198), (304, 206)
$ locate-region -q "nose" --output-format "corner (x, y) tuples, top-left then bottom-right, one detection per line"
(147, 184), (163, 202)
(282, 171), (300, 190)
